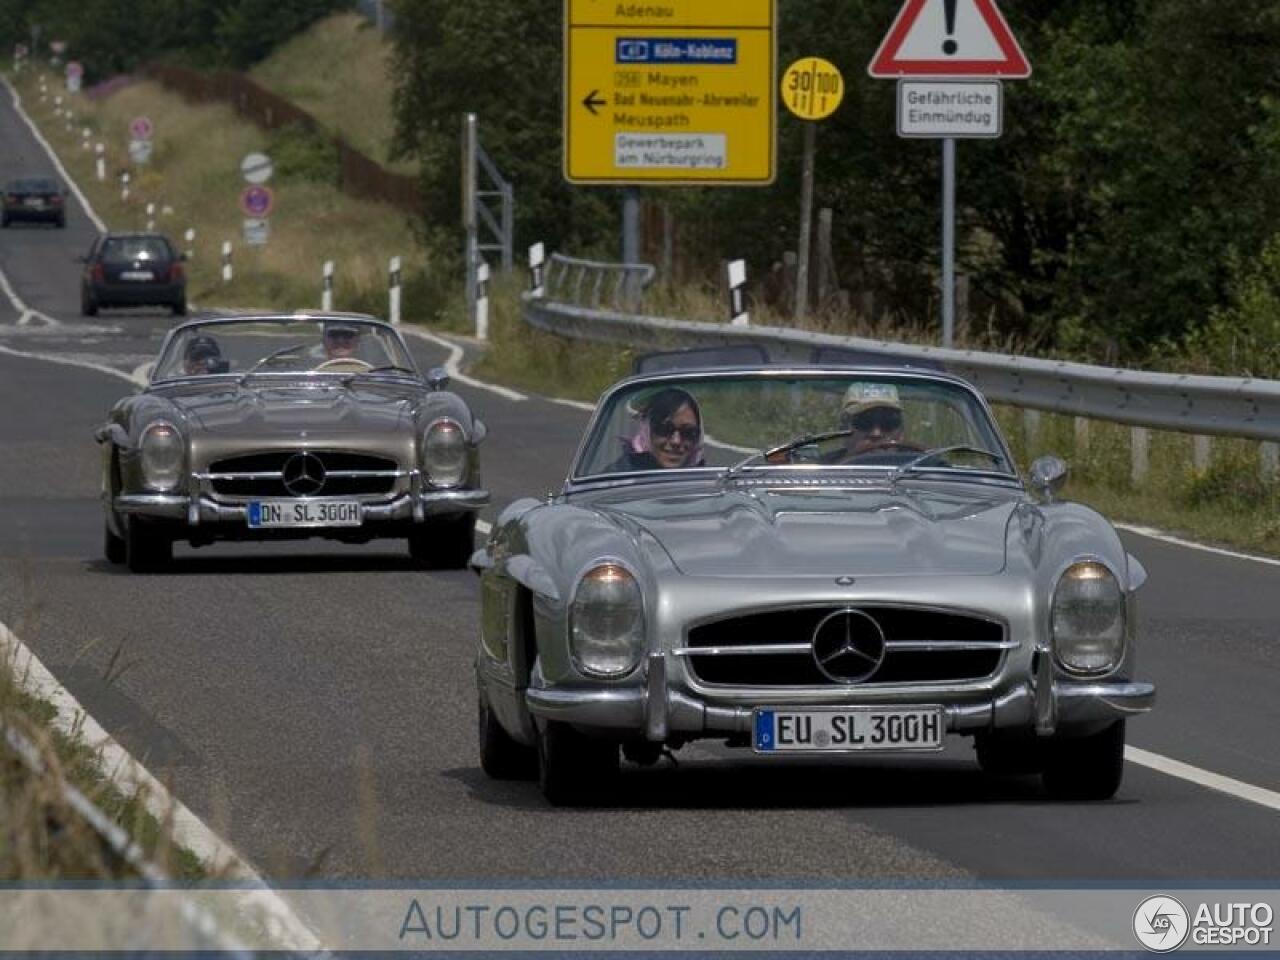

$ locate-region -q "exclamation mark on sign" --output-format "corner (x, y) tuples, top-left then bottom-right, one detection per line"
(942, 0), (958, 55)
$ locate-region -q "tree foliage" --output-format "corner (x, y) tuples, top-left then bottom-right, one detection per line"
(389, 0), (1280, 362)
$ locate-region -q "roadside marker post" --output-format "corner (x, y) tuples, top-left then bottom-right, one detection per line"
(475, 261), (491, 341)
(184, 228), (196, 261)
(145, 202), (155, 232)
(528, 242), (546, 298)
(221, 242), (233, 284)
(726, 259), (750, 327)
(95, 143), (105, 182)
(322, 260), (335, 312)
(868, 0), (1030, 348)
(81, 127), (90, 151)
(388, 256), (402, 325)
(119, 171), (130, 203)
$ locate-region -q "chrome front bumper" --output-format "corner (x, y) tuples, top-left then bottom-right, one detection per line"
(114, 488), (490, 525)
(524, 653), (1156, 741)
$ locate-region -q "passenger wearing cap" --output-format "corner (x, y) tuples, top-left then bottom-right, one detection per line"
(840, 382), (909, 457)
(183, 334), (224, 376)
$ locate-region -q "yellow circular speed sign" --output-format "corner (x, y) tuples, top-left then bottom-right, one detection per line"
(781, 57), (845, 121)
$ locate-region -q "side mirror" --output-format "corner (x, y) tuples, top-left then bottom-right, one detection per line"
(426, 366), (450, 391)
(1029, 455), (1068, 503)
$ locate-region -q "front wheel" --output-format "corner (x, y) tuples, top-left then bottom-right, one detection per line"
(478, 692), (537, 780)
(537, 719), (619, 807)
(1041, 720), (1126, 801)
(125, 518), (173, 573)
(104, 519), (126, 565)
(171, 297), (187, 316)
(81, 290), (99, 317)
(408, 513), (476, 570)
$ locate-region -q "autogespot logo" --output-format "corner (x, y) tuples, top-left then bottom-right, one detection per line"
(1134, 895), (1190, 952)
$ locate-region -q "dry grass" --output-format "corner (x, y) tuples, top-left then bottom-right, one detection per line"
(13, 69), (426, 317)
(249, 12), (412, 175)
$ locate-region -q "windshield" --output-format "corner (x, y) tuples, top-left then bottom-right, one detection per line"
(152, 318), (418, 380)
(100, 236), (173, 263)
(574, 372), (1013, 480)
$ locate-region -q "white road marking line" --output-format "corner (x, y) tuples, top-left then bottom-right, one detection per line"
(1127, 746), (1280, 813)
(0, 620), (321, 951)
(546, 396), (596, 413)
(399, 328), (527, 401)
(1116, 522), (1280, 568)
(4, 77), (108, 234)
(0, 262), (59, 328)
(132, 359), (155, 383)
(0, 341), (143, 384)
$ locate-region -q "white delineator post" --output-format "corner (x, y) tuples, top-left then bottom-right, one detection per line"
(322, 260), (335, 312)
(528, 242), (546, 298)
(388, 256), (402, 325)
(221, 241), (233, 283)
(184, 228), (196, 261)
(120, 171), (130, 202)
(81, 127), (90, 151)
(727, 259), (750, 327)
(145, 202), (155, 232)
(475, 260), (491, 341)
(95, 143), (105, 182)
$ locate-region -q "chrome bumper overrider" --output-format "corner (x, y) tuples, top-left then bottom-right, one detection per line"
(113, 488), (490, 525)
(524, 653), (1156, 740)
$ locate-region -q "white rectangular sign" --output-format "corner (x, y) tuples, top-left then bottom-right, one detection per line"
(614, 133), (728, 171)
(897, 80), (1002, 138)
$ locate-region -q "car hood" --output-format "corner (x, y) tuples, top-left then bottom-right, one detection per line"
(159, 381), (416, 437)
(588, 482), (1019, 578)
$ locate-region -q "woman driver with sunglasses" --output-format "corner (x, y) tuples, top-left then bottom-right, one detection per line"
(608, 387), (705, 472)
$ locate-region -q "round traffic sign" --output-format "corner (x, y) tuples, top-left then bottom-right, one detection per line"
(781, 57), (845, 121)
(65, 61), (83, 78)
(129, 116), (154, 140)
(240, 152), (274, 185)
(240, 185), (274, 218)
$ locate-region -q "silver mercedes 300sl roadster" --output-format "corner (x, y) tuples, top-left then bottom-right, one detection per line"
(97, 314), (488, 572)
(472, 361), (1155, 805)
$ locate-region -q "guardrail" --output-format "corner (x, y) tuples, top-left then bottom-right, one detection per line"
(542, 253), (656, 313)
(523, 271), (1280, 479)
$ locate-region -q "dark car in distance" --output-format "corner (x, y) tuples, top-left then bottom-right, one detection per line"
(80, 233), (187, 316)
(2, 177), (67, 228)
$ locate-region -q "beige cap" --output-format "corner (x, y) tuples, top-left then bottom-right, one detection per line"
(841, 382), (902, 418)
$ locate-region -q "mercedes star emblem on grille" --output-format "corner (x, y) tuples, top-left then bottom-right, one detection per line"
(811, 608), (886, 684)
(281, 452), (326, 496)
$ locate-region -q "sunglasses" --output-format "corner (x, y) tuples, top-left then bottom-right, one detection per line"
(652, 421), (700, 444)
(325, 330), (357, 342)
(848, 409), (903, 433)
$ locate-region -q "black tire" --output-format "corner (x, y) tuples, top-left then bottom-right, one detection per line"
(975, 732), (1045, 777)
(408, 513), (476, 570)
(171, 297), (187, 316)
(124, 517), (173, 573)
(82, 291), (99, 317)
(55, 213), (66, 229)
(1042, 720), (1126, 801)
(104, 519), (126, 565)
(537, 719), (619, 807)
(478, 692), (537, 780)
(1, 215), (8, 228)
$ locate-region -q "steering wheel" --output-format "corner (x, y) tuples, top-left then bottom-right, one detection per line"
(313, 357), (374, 373)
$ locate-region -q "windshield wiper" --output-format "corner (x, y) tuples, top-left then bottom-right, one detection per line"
(237, 342), (308, 384)
(354, 364), (417, 377)
(719, 429), (854, 487)
(888, 445), (1009, 487)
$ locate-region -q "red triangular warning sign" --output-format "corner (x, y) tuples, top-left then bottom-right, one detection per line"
(868, 0), (1031, 78)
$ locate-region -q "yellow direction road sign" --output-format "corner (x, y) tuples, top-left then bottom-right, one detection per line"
(781, 57), (845, 121)
(564, 0), (777, 185)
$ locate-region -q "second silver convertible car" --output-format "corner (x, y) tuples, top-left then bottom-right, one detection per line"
(97, 314), (488, 572)
(473, 362), (1155, 805)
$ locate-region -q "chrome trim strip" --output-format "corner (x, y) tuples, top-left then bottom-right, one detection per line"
(196, 470), (408, 480)
(674, 639), (1017, 657)
(673, 644), (812, 657)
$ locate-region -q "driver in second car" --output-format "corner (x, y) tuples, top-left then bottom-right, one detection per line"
(840, 382), (906, 457)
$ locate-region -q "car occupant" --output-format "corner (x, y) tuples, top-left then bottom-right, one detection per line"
(322, 322), (362, 360)
(841, 382), (906, 457)
(609, 387), (705, 471)
(183, 334), (224, 376)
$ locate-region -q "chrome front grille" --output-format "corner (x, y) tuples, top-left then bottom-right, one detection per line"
(205, 451), (403, 498)
(682, 606), (1010, 687)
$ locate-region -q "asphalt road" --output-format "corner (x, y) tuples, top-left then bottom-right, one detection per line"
(1, 85), (1278, 889)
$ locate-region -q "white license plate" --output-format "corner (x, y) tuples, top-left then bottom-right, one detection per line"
(120, 270), (154, 281)
(24, 198), (43, 208)
(753, 706), (944, 754)
(248, 500), (362, 528)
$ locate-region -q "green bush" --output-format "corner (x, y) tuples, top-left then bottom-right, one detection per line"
(268, 122), (338, 185)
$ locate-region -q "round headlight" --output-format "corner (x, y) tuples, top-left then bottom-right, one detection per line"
(422, 418), (467, 488)
(1051, 561), (1125, 674)
(570, 563), (645, 677)
(140, 421), (184, 492)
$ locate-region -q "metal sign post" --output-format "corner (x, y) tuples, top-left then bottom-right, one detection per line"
(941, 137), (956, 347)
